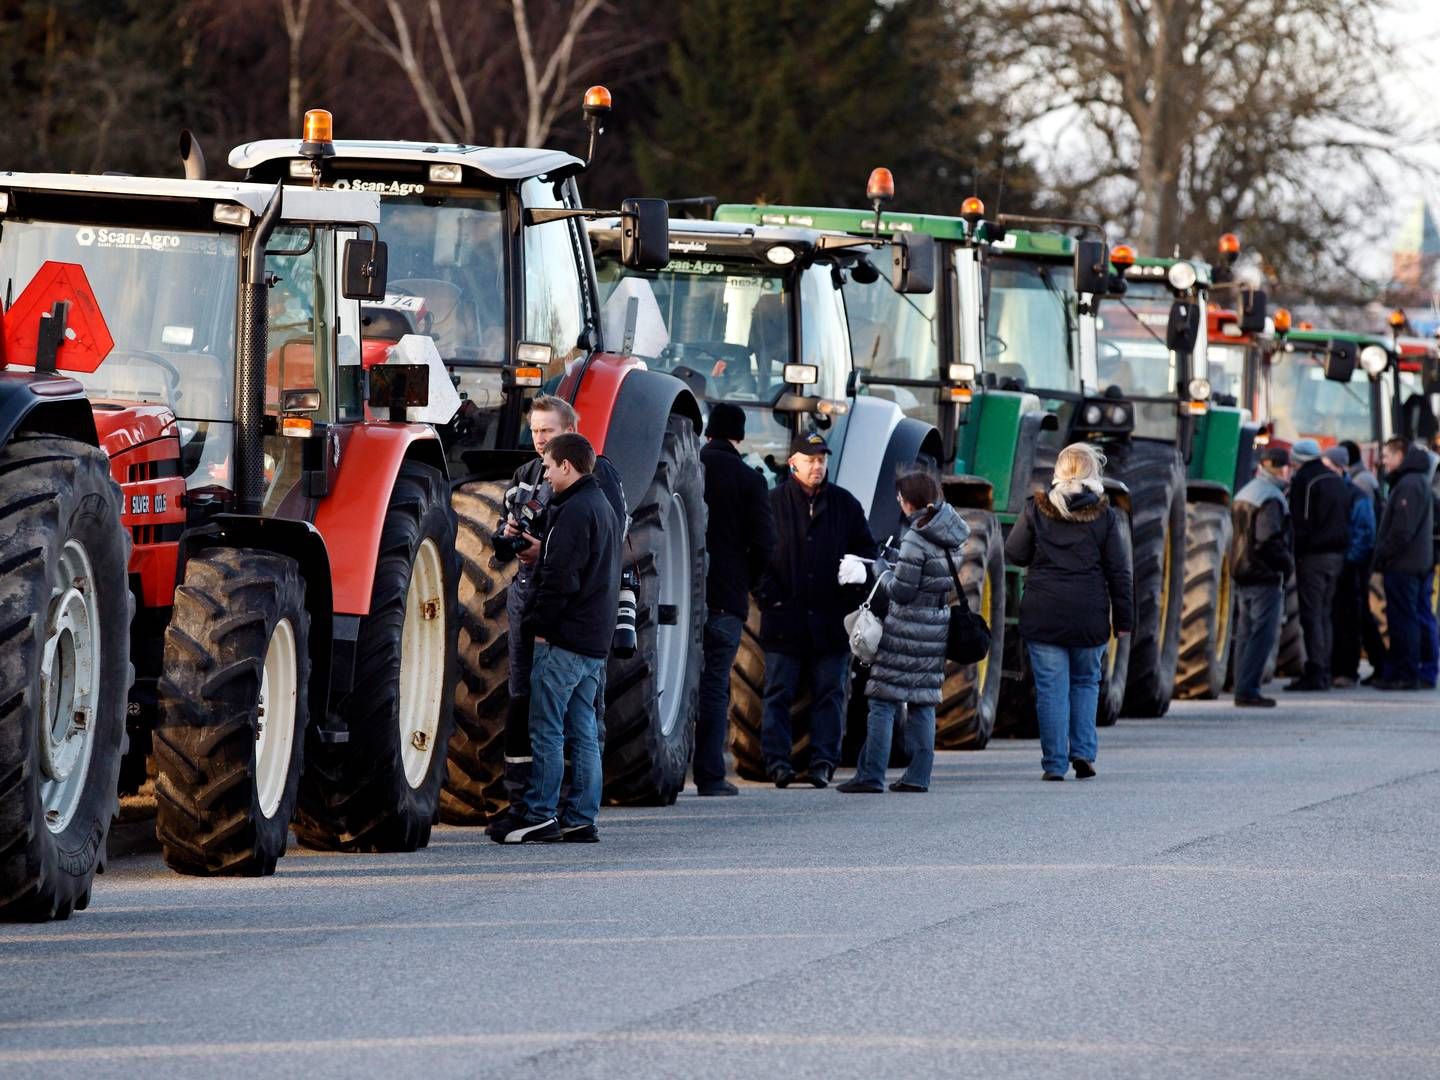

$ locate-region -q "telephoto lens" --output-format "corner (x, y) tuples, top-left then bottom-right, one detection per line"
(491, 528), (519, 563)
(612, 566), (639, 658)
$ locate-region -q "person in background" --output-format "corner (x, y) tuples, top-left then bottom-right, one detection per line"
(1285, 438), (1350, 692)
(694, 404), (775, 796)
(1341, 440), (1389, 680)
(756, 432), (876, 789)
(1005, 443), (1132, 781)
(837, 467), (968, 794)
(1231, 448), (1295, 707)
(1330, 445), (1377, 688)
(1372, 438), (1435, 691)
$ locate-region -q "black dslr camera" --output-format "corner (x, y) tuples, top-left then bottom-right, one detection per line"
(492, 495), (545, 564)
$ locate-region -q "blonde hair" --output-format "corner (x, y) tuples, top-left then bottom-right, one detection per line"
(1048, 442), (1106, 516)
(530, 394), (578, 431)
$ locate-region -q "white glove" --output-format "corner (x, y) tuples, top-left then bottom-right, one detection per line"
(837, 554), (868, 585)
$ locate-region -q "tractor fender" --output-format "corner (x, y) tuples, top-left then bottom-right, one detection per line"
(571, 357), (702, 516)
(1186, 479), (1231, 508)
(1004, 403), (1059, 516)
(1233, 422), (1261, 492)
(833, 397), (943, 542)
(177, 514), (338, 732)
(0, 370), (99, 446)
(1103, 477), (1133, 518)
(313, 423), (448, 616)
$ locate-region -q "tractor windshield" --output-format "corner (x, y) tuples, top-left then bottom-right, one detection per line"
(1096, 281), (1178, 398)
(1267, 347), (1375, 445)
(0, 218), (239, 424)
(596, 254), (810, 481)
(983, 255), (1075, 393)
(1207, 341), (1248, 404)
(842, 242), (942, 430)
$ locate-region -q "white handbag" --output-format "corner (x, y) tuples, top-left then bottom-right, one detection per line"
(844, 577), (885, 666)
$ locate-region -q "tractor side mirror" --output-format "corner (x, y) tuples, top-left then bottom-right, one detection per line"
(1324, 340), (1357, 382)
(1240, 288), (1267, 334)
(343, 238), (388, 301)
(620, 198), (670, 271)
(1166, 300), (1201, 354)
(891, 233), (935, 294)
(1074, 239), (1109, 296)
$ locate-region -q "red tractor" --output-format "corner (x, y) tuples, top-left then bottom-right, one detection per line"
(0, 160), (463, 919)
(229, 93), (707, 817)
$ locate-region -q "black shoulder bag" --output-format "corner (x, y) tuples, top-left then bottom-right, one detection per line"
(942, 547), (991, 665)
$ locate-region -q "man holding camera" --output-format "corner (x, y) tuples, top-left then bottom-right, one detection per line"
(495, 432), (621, 842)
(488, 396), (624, 841)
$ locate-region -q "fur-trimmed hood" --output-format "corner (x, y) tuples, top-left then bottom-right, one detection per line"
(1034, 488), (1110, 523)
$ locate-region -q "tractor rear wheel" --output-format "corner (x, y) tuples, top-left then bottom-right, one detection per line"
(1095, 501), (1135, 728)
(936, 509), (1005, 750)
(0, 437), (129, 921)
(603, 415), (706, 806)
(728, 601), (816, 781)
(154, 549), (309, 876)
(1110, 442), (1186, 717)
(1273, 577), (1305, 680)
(296, 462), (458, 851)
(439, 479), (514, 825)
(1174, 500), (1236, 700)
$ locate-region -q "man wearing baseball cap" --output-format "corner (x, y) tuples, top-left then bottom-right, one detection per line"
(1287, 437), (1351, 691)
(1231, 447), (1295, 706)
(754, 430), (876, 787)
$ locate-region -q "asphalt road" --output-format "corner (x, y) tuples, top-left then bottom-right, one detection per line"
(3, 686), (1439, 1079)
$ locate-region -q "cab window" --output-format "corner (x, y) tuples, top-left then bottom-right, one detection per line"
(521, 179), (587, 375)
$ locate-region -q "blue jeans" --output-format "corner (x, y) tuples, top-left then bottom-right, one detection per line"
(1026, 641), (1104, 777)
(761, 650), (849, 772)
(523, 643), (604, 828)
(853, 699), (936, 788)
(1233, 582), (1284, 699)
(694, 611), (743, 789)
(1383, 572), (1424, 683)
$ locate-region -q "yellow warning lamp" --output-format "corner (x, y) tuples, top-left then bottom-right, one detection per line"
(1110, 244), (1136, 268)
(582, 86), (612, 164)
(867, 167), (895, 204)
(1218, 232), (1241, 265)
(960, 196), (985, 229)
(1299, 320), (1314, 331)
(1273, 307), (1292, 335)
(300, 109), (335, 160)
(1389, 308), (1407, 331)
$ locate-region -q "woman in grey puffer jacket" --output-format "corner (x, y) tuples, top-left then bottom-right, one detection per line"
(838, 467), (969, 793)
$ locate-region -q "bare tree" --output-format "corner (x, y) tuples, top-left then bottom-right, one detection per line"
(279, 0), (315, 132)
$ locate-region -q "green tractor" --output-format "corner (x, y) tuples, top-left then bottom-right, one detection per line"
(717, 194), (1141, 734)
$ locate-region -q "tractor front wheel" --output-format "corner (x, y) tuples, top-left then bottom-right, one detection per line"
(296, 462), (458, 851)
(1174, 500), (1235, 700)
(936, 509), (1006, 750)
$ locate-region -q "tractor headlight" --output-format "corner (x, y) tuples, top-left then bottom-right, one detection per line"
(1188, 377), (1212, 401)
(1360, 344), (1390, 376)
(1167, 260), (1198, 291)
(1107, 404), (1129, 427)
(948, 362), (976, 383)
(766, 245), (797, 266)
(784, 363), (819, 386)
(1083, 403), (1104, 426)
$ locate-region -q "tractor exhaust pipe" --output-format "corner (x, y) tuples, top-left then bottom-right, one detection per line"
(179, 130), (207, 182)
(235, 182), (284, 515)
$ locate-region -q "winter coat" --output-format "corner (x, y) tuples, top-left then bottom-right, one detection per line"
(505, 452), (626, 602)
(1005, 490), (1133, 647)
(1375, 444), (1436, 576)
(757, 478), (877, 655)
(523, 473), (622, 659)
(864, 503), (971, 704)
(1344, 477), (1377, 566)
(701, 439), (776, 619)
(1290, 458), (1350, 557)
(1231, 473), (1294, 586)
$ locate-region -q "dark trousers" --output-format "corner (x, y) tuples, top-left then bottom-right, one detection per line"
(694, 611), (743, 790)
(1331, 561), (1368, 681)
(761, 650), (850, 772)
(1419, 573), (1439, 686)
(1234, 582), (1284, 700)
(1383, 571), (1425, 683)
(1295, 552), (1344, 682)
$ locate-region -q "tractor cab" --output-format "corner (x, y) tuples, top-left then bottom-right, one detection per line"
(1266, 326), (1396, 457)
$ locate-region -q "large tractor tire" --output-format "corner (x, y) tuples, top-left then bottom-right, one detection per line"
(1095, 501), (1135, 727)
(1109, 441), (1186, 717)
(603, 415), (707, 806)
(936, 509), (1005, 750)
(296, 462), (458, 851)
(154, 550), (309, 876)
(0, 437), (129, 921)
(1274, 577), (1304, 679)
(1174, 500), (1235, 700)
(729, 601), (817, 781)
(439, 479), (515, 825)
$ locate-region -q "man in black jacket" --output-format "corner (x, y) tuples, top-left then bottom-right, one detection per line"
(1230, 448), (1294, 706)
(1373, 438), (1436, 690)
(1286, 438), (1350, 691)
(695, 404), (776, 796)
(494, 433), (621, 843)
(488, 396), (625, 840)
(757, 432), (876, 788)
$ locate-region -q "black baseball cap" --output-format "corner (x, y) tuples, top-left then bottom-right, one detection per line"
(789, 431), (831, 457)
(1261, 446), (1290, 468)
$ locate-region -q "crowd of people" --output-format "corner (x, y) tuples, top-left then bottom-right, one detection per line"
(1231, 436), (1439, 707)
(484, 395), (1434, 843)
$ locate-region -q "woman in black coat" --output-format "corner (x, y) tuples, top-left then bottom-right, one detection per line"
(1005, 443), (1133, 781)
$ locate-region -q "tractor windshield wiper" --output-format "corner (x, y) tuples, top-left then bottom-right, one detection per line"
(1037, 265), (1074, 369)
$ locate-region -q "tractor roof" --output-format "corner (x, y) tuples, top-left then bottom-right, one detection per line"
(1286, 327), (1392, 350)
(228, 140), (584, 183)
(0, 171), (379, 223)
(589, 216), (861, 262)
